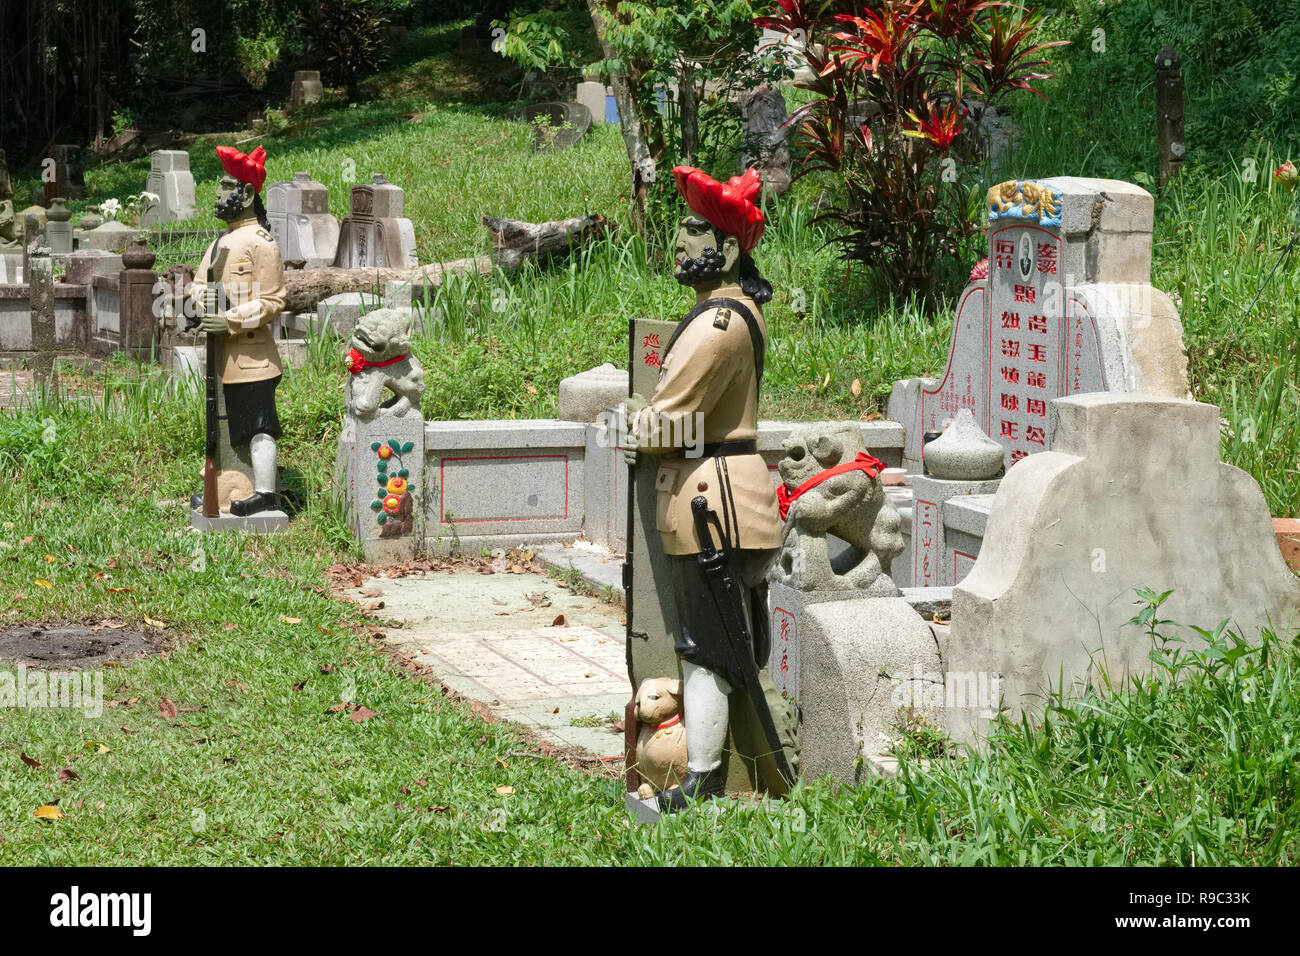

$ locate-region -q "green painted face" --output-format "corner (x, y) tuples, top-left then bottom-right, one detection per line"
(673, 215), (739, 287)
(674, 215), (716, 266)
(214, 175), (253, 221)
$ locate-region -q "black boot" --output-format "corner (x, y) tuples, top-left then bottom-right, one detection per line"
(230, 491), (280, 517)
(656, 767), (726, 813)
(190, 492), (205, 511)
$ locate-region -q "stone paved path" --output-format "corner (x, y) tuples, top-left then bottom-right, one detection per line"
(343, 567), (629, 757)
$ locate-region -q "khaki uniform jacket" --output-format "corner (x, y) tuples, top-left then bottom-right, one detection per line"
(633, 285), (781, 556)
(191, 216), (286, 384)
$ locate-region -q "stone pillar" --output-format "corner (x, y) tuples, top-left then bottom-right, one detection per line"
(332, 174), (416, 269)
(44, 197), (74, 255)
(29, 245), (57, 389)
(1155, 47), (1185, 190)
(576, 81), (607, 124)
(266, 172), (339, 267)
(22, 212), (40, 281)
(119, 239), (160, 357)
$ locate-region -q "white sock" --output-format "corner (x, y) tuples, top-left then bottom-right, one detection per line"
(249, 433), (277, 495)
(682, 660), (731, 774)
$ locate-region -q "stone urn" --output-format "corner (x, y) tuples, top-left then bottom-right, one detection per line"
(46, 197), (72, 223)
(121, 237), (156, 271)
(79, 205), (104, 230)
(922, 408), (1004, 480)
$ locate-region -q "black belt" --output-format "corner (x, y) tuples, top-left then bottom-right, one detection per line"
(700, 440), (757, 457)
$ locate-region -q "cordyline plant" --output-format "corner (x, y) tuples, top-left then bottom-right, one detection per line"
(755, 0), (1067, 304)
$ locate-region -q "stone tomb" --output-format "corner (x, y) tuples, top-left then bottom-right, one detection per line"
(889, 177), (1190, 472)
(267, 172), (339, 267)
(332, 175), (417, 270)
(944, 392), (1300, 746)
(141, 150), (197, 225)
(290, 70), (324, 108)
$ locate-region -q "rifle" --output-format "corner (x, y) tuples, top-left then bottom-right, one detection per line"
(203, 242), (229, 518)
(690, 495), (795, 789)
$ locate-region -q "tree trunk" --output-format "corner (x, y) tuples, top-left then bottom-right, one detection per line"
(280, 213), (613, 312)
(585, 0), (660, 233)
(678, 59), (698, 167)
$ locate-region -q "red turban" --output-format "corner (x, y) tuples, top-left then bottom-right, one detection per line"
(673, 166), (766, 252)
(216, 145), (267, 194)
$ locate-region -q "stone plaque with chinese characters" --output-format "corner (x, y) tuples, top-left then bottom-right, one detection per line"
(913, 180), (1106, 469)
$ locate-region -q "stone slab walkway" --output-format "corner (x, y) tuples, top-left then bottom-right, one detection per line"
(342, 567), (629, 757)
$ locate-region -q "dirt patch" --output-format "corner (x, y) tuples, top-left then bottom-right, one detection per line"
(0, 625), (159, 668)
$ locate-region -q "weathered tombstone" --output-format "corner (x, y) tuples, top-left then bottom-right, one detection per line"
(1155, 47), (1185, 189)
(28, 243), (57, 388)
(141, 150), (197, 225)
(17, 187), (46, 239)
(118, 238), (160, 358)
(44, 197), (74, 255)
(889, 177), (1190, 473)
(944, 392), (1300, 746)
(332, 174), (417, 269)
(266, 172), (339, 267)
(46, 144), (87, 200)
(81, 220), (146, 253)
(557, 363), (627, 423)
(738, 84), (791, 197)
(290, 70), (324, 109)
(508, 102), (591, 151)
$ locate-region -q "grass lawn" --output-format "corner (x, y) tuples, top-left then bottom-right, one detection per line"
(1, 15), (1298, 864)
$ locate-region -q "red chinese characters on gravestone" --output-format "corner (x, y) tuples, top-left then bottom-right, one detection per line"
(988, 221), (1063, 465)
(642, 333), (661, 369)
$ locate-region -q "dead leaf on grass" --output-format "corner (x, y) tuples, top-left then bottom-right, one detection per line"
(34, 804), (63, 821)
(57, 768), (80, 782)
(350, 706), (377, 723)
(20, 752), (42, 769)
(159, 698), (178, 719)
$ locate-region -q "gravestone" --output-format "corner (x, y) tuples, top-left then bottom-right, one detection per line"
(739, 84), (791, 197)
(575, 81), (607, 125)
(81, 220), (147, 253)
(332, 175), (417, 270)
(17, 187), (46, 238)
(46, 144), (86, 199)
(267, 173), (339, 267)
(508, 102), (591, 151)
(888, 177), (1190, 472)
(944, 392), (1300, 745)
(141, 150), (197, 225)
(558, 363), (627, 423)
(625, 318), (680, 690)
(290, 70), (324, 108)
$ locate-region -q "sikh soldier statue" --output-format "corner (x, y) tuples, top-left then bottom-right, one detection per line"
(187, 145), (287, 517)
(625, 166), (795, 812)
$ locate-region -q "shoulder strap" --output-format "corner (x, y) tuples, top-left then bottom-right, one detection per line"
(662, 296), (764, 399)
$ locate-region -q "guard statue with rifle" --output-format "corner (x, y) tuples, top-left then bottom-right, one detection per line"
(624, 165), (795, 812)
(187, 145), (287, 518)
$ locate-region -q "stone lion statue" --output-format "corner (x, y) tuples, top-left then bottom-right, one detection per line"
(344, 308), (426, 422)
(771, 423), (904, 594)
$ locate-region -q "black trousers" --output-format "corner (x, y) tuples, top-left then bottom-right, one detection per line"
(669, 548), (777, 690)
(224, 375), (282, 446)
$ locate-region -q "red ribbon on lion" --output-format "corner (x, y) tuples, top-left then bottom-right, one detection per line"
(776, 452), (886, 521)
(345, 348), (408, 375)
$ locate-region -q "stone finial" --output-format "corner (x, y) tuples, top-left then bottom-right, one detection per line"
(922, 408), (1004, 480)
(772, 423), (903, 593)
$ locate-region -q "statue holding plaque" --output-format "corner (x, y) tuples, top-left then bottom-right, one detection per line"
(186, 145), (288, 527)
(624, 166), (795, 812)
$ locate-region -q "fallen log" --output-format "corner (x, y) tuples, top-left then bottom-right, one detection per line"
(280, 213), (613, 313)
(282, 256), (491, 313)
